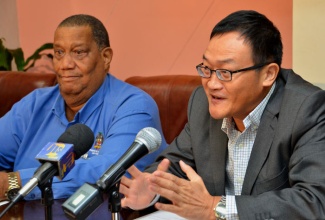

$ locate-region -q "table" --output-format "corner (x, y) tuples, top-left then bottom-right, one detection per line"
(0, 198), (156, 220)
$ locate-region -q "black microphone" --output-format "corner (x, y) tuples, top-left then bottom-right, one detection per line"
(62, 127), (162, 220)
(0, 123), (94, 218)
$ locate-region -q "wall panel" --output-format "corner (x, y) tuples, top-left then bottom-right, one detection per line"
(15, 0), (292, 80)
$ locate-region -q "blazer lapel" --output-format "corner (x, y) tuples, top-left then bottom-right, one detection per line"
(210, 118), (228, 194)
(241, 75), (285, 195)
(241, 111), (277, 195)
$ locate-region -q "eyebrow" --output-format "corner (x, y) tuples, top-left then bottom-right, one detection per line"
(202, 54), (235, 65)
(53, 42), (87, 50)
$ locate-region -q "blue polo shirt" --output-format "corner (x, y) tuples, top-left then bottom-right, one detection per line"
(0, 74), (167, 200)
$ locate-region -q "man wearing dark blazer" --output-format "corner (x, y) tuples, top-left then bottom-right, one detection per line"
(120, 10), (325, 219)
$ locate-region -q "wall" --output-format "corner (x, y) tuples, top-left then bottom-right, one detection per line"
(293, 0), (325, 88)
(0, 0), (20, 70)
(11, 0), (292, 80)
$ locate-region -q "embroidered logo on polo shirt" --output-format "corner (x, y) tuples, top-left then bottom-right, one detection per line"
(81, 132), (104, 159)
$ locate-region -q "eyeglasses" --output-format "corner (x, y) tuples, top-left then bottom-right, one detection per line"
(196, 62), (273, 81)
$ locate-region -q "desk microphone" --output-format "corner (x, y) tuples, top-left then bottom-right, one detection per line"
(62, 127), (162, 220)
(0, 123), (94, 218)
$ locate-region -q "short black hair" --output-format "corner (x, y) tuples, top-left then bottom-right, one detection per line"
(210, 10), (283, 67)
(58, 14), (110, 50)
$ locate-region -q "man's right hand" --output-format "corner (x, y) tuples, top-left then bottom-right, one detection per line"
(120, 158), (170, 210)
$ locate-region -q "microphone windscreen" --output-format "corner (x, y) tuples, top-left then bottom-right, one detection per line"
(57, 124), (95, 159)
(136, 127), (162, 153)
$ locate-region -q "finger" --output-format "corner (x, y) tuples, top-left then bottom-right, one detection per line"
(151, 170), (178, 184)
(120, 175), (132, 187)
(179, 160), (201, 181)
(157, 158), (170, 172)
(148, 173), (182, 201)
(149, 183), (175, 203)
(126, 165), (142, 177)
(119, 181), (129, 196)
(155, 202), (184, 217)
(121, 196), (128, 208)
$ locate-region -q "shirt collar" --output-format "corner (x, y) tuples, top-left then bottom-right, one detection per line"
(222, 82), (276, 134)
(52, 74), (109, 124)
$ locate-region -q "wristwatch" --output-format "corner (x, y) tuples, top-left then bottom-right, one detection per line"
(4, 172), (21, 201)
(214, 195), (226, 220)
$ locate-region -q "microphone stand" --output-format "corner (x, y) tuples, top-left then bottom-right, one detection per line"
(108, 182), (121, 220)
(38, 177), (54, 220)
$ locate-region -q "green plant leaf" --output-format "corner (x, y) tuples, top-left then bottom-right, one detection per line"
(0, 39), (13, 70)
(9, 48), (24, 71)
(24, 43), (53, 70)
(0, 38), (53, 71)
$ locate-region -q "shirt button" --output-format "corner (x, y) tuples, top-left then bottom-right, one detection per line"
(239, 143), (244, 148)
(236, 178), (243, 184)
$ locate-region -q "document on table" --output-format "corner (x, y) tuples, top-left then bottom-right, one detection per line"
(0, 200), (9, 207)
(135, 210), (187, 220)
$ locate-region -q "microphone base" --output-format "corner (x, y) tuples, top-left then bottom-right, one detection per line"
(112, 212), (120, 220)
(39, 178), (54, 220)
(62, 183), (103, 220)
(108, 183), (121, 220)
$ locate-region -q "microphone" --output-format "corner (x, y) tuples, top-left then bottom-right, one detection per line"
(97, 127), (162, 190)
(62, 127), (162, 220)
(1, 124), (94, 212)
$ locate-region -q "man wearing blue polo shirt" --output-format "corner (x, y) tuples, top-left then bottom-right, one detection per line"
(0, 14), (166, 201)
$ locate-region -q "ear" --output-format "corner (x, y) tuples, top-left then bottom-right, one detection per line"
(102, 47), (113, 71)
(262, 63), (279, 87)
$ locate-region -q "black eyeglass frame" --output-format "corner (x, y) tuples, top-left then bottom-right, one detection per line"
(196, 62), (274, 81)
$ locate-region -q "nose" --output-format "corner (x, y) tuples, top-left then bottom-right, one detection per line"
(60, 53), (76, 69)
(207, 73), (223, 90)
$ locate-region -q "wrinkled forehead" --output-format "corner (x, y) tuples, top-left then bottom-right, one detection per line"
(55, 25), (92, 38)
(54, 26), (94, 46)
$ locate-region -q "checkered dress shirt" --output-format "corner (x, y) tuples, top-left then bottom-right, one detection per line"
(220, 83), (276, 219)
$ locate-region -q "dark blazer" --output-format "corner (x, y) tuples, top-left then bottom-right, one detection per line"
(146, 69), (325, 219)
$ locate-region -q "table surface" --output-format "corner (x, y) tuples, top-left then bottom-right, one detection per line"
(0, 198), (156, 220)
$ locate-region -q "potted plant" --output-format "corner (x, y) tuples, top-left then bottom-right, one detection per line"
(0, 38), (53, 71)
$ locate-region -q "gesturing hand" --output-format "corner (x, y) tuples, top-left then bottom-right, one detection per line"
(120, 158), (170, 210)
(149, 160), (219, 220)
